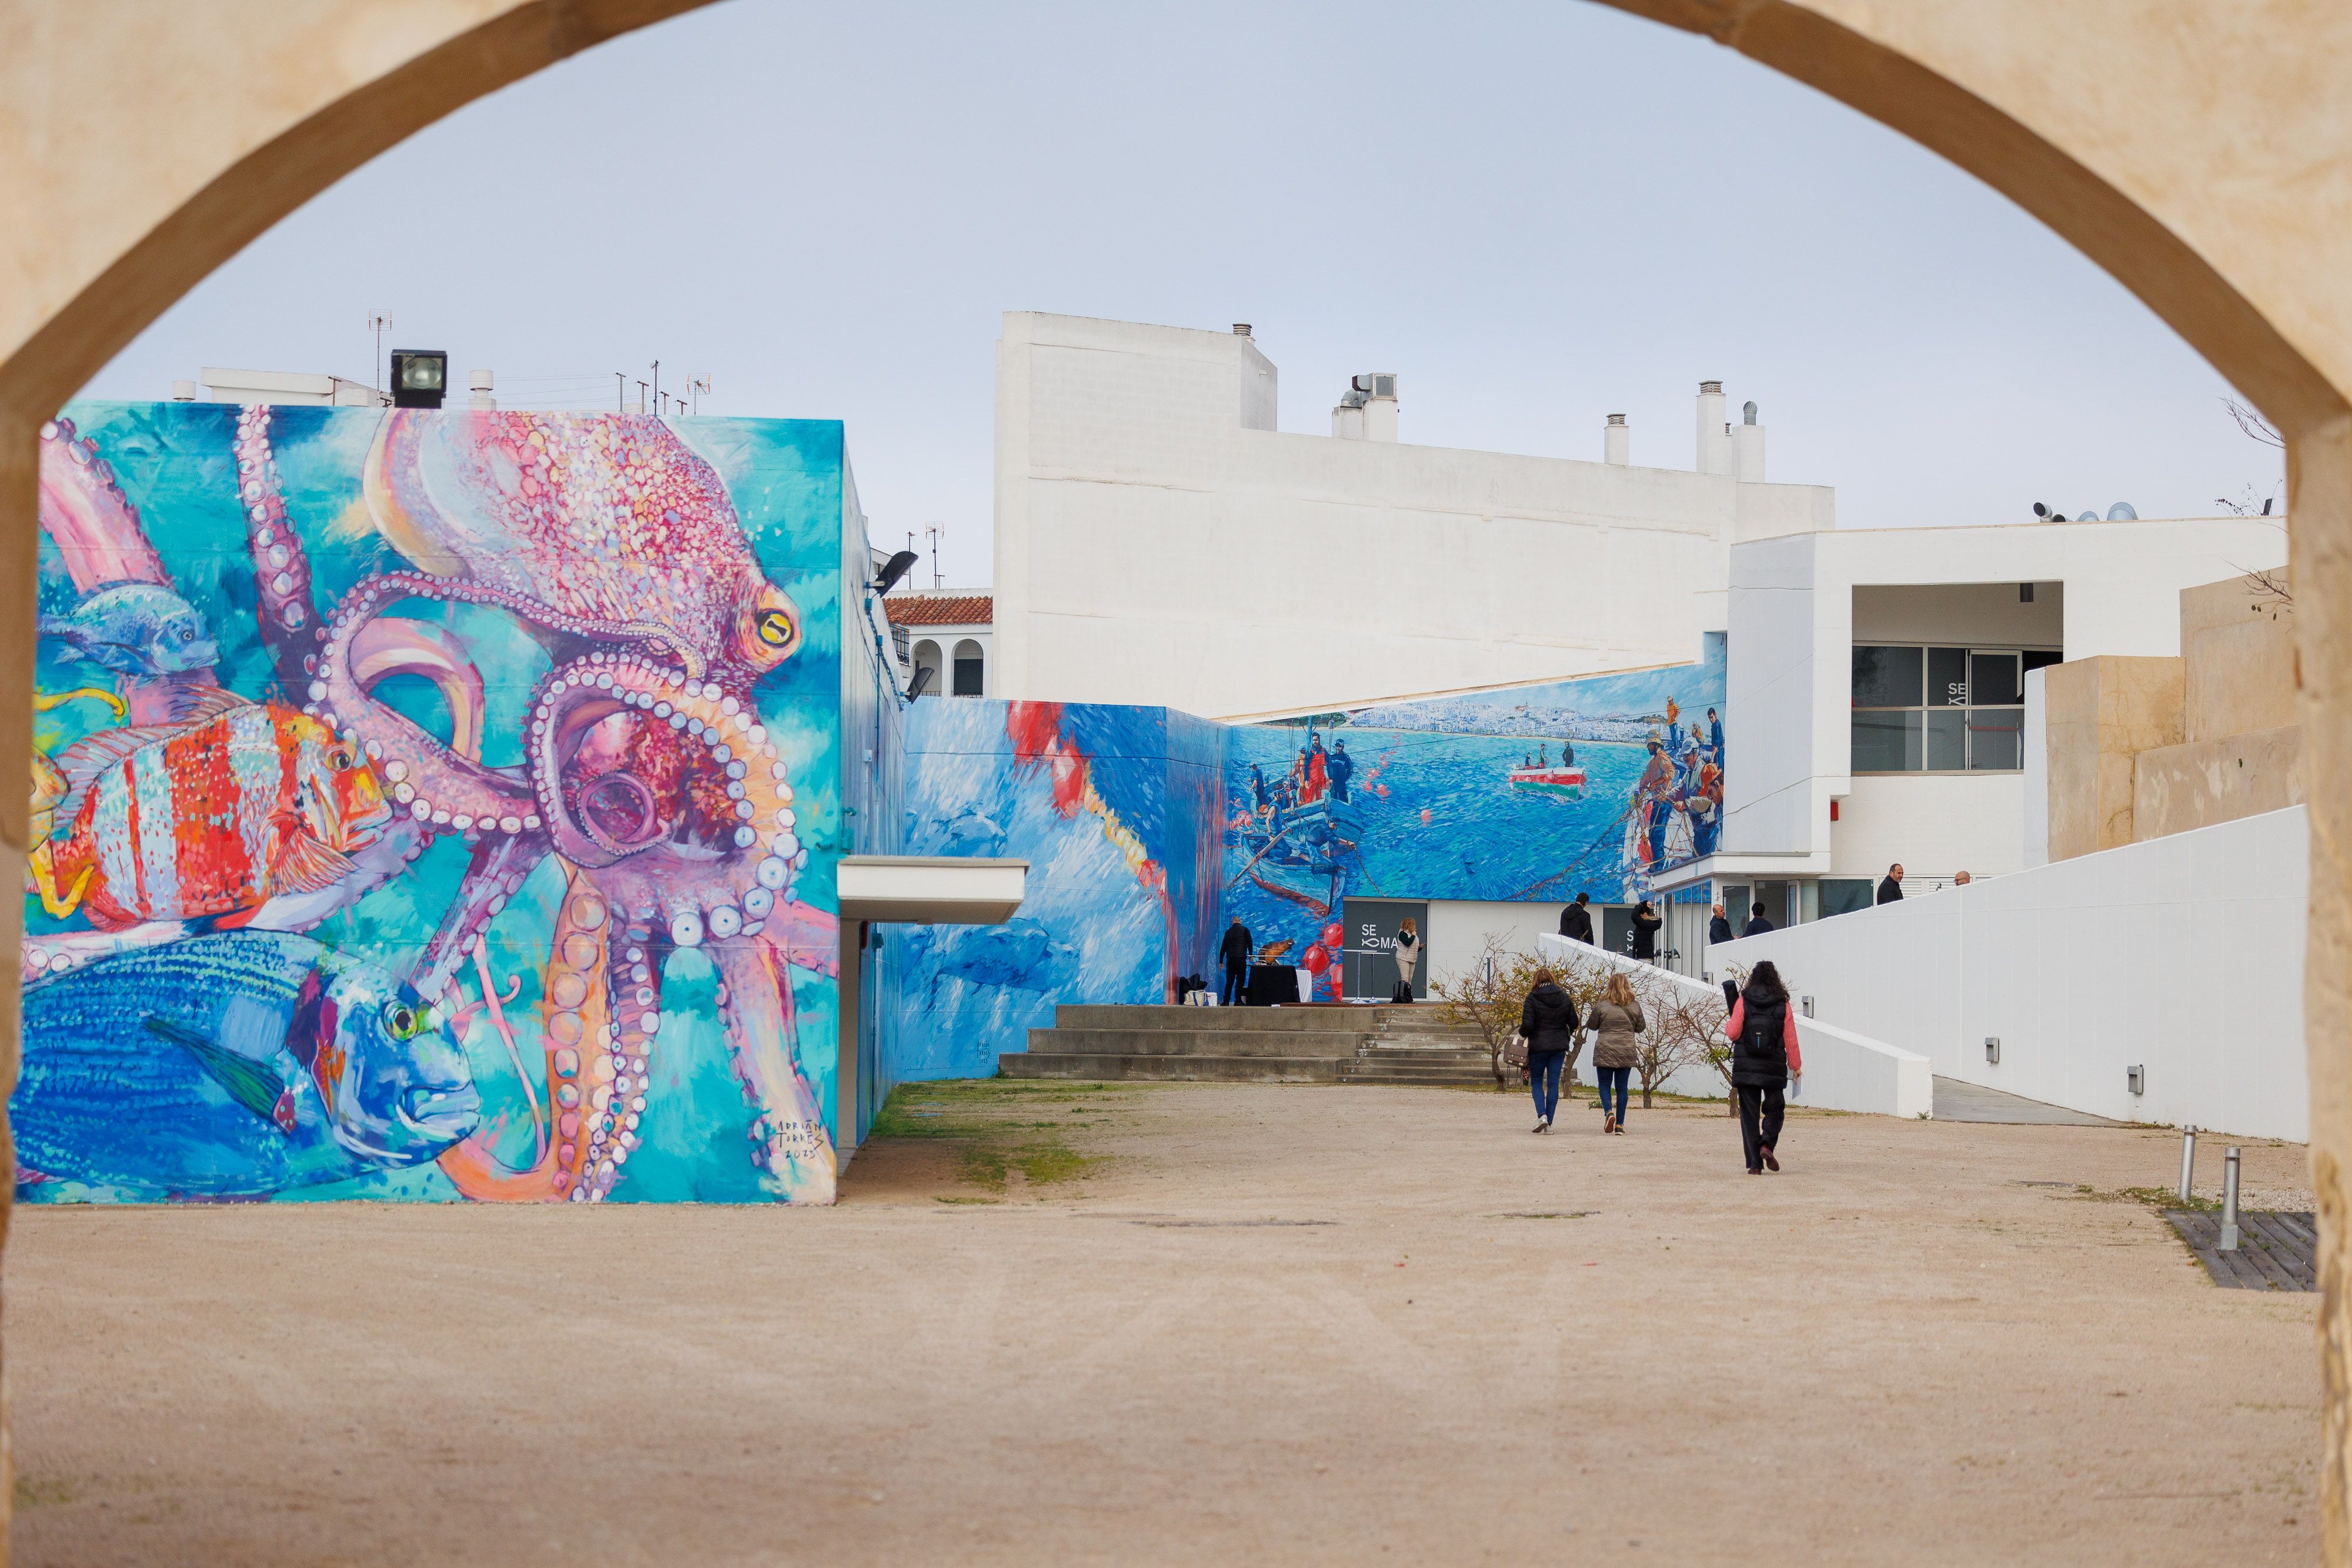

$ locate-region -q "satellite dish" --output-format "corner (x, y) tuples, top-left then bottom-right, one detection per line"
(2076, 510), (2099, 521)
(2106, 502), (2137, 520)
(2032, 502), (2050, 518)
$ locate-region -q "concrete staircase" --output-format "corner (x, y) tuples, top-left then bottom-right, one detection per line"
(1000, 1005), (1505, 1088)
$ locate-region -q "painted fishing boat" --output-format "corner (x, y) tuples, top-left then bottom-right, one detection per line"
(1507, 762), (1586, 798)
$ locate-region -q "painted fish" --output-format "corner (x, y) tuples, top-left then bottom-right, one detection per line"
(904, 918), (1080, 1002)
(14, 930), (481, 1199)
(44, 702), (390, 930)
(39, 582), (219, 675)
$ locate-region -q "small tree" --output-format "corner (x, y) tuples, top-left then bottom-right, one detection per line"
(1628, 967), (1726, 1110)
(1693, 962), (1748, 1115)
(1433, 934), (1575, 1094)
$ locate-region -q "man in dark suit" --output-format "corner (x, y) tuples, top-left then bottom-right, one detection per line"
(1743, 901), (1776, 937)
(1709, 902), (1735, 944)
(1877, 863), (1905, 905)
(1559, 892), (1595, 945)
(1218, 918), (1254, 1007)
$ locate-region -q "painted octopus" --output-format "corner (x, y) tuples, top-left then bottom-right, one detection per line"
(229, 407), (837, 1203)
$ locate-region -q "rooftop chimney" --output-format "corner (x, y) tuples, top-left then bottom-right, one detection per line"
(1232, 323), (1252, 337)
(1332, 373), (1399, 442)
(469, 368), (496, 412)
(1604, 412), (1629, 466)
(1734, 402), (1765, 482)
(1695, 380), (1730, 475)
(171, 379), (196, 402)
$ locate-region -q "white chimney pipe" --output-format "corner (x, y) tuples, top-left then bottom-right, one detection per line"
(1735, 400), (1765, 483)
(170, 379), (196, 402)
(1604, 413), (1629, 466)
(469, 369), (496, 412)
(1696, 380), (1729, 474)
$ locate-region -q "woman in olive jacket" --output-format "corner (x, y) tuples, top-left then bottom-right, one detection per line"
(1585, 971), (1646, 1135)
(1517, 968), (1580, 1134)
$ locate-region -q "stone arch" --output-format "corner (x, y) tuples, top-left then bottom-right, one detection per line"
(5, 0), (2352, 1554)
(910, 638), (943, 698)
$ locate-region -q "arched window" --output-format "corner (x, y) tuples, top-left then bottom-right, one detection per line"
(952, 638), (985, 697)
(912, 638), (942, 698)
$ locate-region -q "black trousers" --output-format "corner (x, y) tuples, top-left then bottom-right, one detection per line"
(1736, 1083), (1786, 1171)
(1220, 962), (1248, 1007)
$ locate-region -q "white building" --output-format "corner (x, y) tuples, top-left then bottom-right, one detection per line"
(1656, 515), (2290, 929)
(991, 312), (1834, 719)
(884, 593), (995, 698)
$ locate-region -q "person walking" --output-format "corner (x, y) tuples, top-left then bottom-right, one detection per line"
(1723, 960), (1803, 1174)
(1709, 902), (1735, 944)
(1742, 901), (1775, 937)
(1218, 917), (1254, 1007)
(1876, 863), (1905, 904)
(1518, 966), (1581, 1134)
(1585, 971), (1646, 1135)
(1629, 899), (1662, 962)
(1391, 918), (1421, 1002)
(1559, 892), (1595, 945)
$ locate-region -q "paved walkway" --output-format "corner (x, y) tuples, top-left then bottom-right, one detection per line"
(8, 1083), (2317, 1566)
(1934, 1074), (2123, 1125)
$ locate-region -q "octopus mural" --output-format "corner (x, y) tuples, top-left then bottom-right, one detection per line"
(20, 403), (848, 1204)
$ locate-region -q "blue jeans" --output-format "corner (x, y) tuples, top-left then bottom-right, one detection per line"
(1596, 1064), (1630, 1123)
(1221, 963), (1248, 1007)
(1529, 1050), (1565, 1121)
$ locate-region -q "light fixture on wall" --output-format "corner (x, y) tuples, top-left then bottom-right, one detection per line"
(1985, 1036), (2000, 1064)
(389, 349), (446, 409)
(2127, 1063), (2146, 1095)
(876, 550), (919, 595)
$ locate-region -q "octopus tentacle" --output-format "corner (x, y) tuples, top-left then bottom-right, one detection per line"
(714, 935), (834, 1198)
(41, 416), (172, 593)
(230, 406), (322, 697)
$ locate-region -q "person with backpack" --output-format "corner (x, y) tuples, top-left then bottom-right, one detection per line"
(1722, 961), (1802, 1173)
(1585, 971), (1646, 1135)
(1517, 967), (1581, 1134)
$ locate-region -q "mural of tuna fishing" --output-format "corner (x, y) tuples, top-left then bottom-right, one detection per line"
(23, 403), (848, 1204)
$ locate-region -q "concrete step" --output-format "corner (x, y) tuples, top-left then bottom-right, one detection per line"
(1023, 1028), (1364, 1059)
(1352, 1048), (1490, 1066)
(1050, 1004), (1447, 1034)
(1341, 1064), (1504, 1085)
(1001, 1052), (1343, 1084)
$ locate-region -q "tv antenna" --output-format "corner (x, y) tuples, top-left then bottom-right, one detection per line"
(924, 524), (944, 590)
(689, 375), (711, 416)
(367, 312), (392, 391)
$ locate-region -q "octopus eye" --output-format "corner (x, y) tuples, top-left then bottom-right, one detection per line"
(382, 1004), (423, 1040)
(756, 609), (793, 648)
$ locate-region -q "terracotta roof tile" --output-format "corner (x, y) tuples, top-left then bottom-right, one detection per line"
(884, 594), (993, 626)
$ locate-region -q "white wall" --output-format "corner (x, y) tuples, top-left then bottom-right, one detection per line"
(994, 312), (1834, 719)
(1708, 806), (2308, 1140)
(1425, 899), (1567, 985)
(1833, 774), (2026, 879)
(1722, 517), (2291, 865)
(1536, 935), (1935, 1118)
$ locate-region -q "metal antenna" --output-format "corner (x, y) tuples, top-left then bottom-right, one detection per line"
(616, 372), (625, 412)
(924, 524), (944, 590)
(690, 375), (711, 416)
(651, 359), (660, 413)
(368, 312), (392, 391)
(635, 379), (648, 414)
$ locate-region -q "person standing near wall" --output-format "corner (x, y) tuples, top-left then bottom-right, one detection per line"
(1560, 892), (1595, 945)
(1723, 960), (1802, 1175)
(1743, 901), (1775, 937)
(1391, 918), (1421, 1003)
(1709, 902), (1735, 944)
(1630, 899), (1662, 963)
(1219, 917), (1254, 1007)
(1877, 864), (1905, 904)
(1586, 971), (1646, 1135)
(1518, 966), (1580, 1134)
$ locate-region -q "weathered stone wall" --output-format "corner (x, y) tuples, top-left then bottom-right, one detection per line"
(2043, 655), (2184, 861)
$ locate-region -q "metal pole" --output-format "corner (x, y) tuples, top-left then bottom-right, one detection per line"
(2220, 1147), (2242, 1251)
(2178, 1125), (2198, 1203)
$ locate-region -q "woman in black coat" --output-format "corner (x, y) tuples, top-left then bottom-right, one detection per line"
(1517, 968), (1581, 1134)
(1723, 960), (1803, 1174)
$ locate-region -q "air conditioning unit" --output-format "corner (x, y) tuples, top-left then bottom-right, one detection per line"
(1352, 373), (1398, 400)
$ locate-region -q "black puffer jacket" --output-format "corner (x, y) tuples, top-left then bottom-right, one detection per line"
(1518, 981), (1580, 1054)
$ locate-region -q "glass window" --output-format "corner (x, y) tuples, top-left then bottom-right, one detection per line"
(1852, 646), (1922, 708)
(1925, 708), (1966, 770)
(1927, 647), (1969, 707)
(1970, 651), (2022, 706)
(1851, 710), (1921, 771)
(1821, 879), (1875, 917)
(953, 657), (984, 697)
(1969, 708), (2023, 770)
(2022, 649), (2063, 678)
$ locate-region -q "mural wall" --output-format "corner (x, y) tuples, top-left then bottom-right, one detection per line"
(20, 403), (848, 1205)
(887, 700), (1221, 1078)
(1224, 634), (1727, 999)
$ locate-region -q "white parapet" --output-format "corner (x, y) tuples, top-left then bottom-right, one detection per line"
(1705, 805), (2309, 1141)
(1536, 933), (1933, 1118)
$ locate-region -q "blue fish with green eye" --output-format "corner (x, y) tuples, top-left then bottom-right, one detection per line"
(12, 931), (480, 1200)
(39, 582), (218, 676)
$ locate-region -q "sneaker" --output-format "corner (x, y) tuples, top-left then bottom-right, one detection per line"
(1604, 1115), (1617, 1135)
(1532, 1119), (1546, 1135)
(1762, 1144), (1780, 1172)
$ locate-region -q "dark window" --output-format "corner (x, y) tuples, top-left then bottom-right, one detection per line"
(1822, 879), (1876, 918)
(952, 657), (984, 697)
(1851, 710), (1921, 771)
(1925, 708), (1966, 771)
(1852, 646), (1923, 708)
(2022, 649), (2063, 678)
(1927, 647), (1969, 706)
(1970, 651), (2022, 706)
(1969, 708), (2024, 770)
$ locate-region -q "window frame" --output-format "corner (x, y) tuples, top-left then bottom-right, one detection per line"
(1849, 641), (2056, 777)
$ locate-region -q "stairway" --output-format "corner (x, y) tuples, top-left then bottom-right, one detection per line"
(1000, 1004), (1506, 1087)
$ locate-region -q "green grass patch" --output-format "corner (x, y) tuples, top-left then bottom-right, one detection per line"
(873, 1080), (1120, 1192)
(2077, 1182), (2220, 1212)
(15, 1478), (71, 1510)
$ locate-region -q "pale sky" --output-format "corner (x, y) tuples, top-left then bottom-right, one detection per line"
(83, 0), (2286, 591)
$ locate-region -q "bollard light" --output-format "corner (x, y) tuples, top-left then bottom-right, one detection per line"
(2220, 1146), (2243, 1251)
(2178, 1125), (2197, 1204)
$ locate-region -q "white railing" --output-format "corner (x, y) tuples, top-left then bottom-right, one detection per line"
(1704, 806), (2308, 1140)
(1536, 934), (1934, 1119)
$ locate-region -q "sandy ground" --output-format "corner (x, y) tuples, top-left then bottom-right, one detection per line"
(6, 1082), (2321, 1567)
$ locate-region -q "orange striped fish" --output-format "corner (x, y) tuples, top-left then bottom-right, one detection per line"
(44, 702), (390, 931)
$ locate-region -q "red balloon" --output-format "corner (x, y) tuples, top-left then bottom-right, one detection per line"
(1320, 922), (1344, 949)
(1302, 945), (1331, 975)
